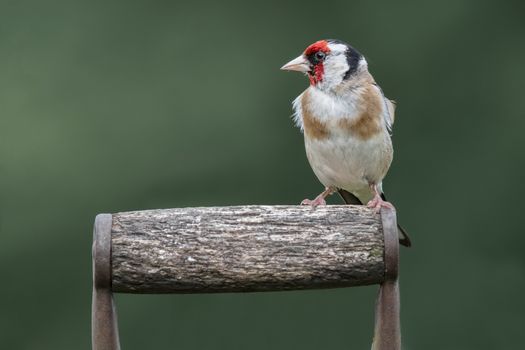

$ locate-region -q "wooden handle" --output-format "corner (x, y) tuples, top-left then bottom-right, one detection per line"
(110, 205), (386, 293)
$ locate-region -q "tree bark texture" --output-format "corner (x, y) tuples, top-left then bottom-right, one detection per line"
(111, 205), (385, 293)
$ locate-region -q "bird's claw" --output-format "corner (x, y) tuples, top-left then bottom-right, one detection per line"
(301, 187), (335, 208)
(366, 195), (394, 213)
(301, 197), (327, 208)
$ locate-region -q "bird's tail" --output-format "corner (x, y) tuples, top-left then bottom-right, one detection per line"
(338, 189), (412, 247)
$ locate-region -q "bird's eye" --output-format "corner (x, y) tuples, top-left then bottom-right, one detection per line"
(315, 51), (326, 61)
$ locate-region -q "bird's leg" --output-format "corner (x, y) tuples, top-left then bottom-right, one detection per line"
(301, 186), (336, 207)
(366, 184), (394, 212)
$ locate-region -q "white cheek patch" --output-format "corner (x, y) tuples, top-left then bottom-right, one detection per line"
(320, 54), (349, 89)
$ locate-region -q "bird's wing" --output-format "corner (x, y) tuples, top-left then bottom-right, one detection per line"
(386, 99), (396, 124)
(373, 83), (395, 134)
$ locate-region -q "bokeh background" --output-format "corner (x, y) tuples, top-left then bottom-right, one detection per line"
(1, 0), (524, 349)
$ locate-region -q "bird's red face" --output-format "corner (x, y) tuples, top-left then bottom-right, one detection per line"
(281, 40), (331, 85)
(303, 40), (331, 85)
(281, 39), (363, 90)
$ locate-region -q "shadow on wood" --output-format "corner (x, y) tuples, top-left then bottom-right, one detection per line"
(92, 205), (401, 350)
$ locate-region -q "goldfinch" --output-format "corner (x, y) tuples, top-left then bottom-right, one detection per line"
(281, 39), (411, 247)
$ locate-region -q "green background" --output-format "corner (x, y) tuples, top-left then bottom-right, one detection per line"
(1, 0), (524, 349)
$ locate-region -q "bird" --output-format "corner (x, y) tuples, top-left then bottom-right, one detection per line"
(281, 39), (411, 247)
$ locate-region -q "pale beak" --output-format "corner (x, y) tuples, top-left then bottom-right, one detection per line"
(280, 55), (310, 73)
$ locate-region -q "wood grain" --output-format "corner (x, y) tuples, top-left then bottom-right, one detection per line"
(111, 205), (385, 293)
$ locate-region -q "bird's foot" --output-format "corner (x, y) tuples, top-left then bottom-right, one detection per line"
(301, 196), (327, 207)
(300, 187), (336, 208)
(366, 194), (395, 213)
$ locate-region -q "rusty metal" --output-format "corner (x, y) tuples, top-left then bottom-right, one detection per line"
(92, 214), (121, 350)
(371, 208), (401, 350)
